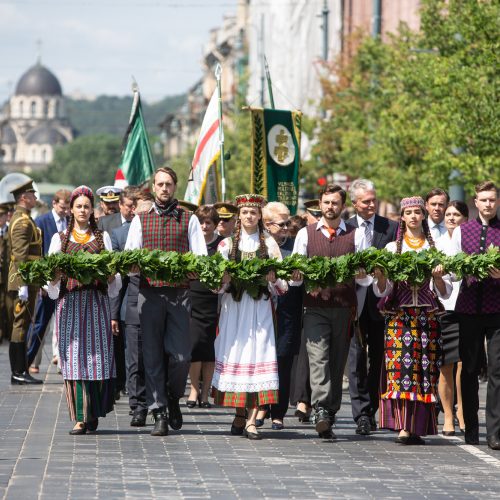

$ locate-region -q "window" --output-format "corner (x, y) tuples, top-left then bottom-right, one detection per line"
(31, 101), (37, 117)
(41, 148), (47, 162)
(19, 100), (24, 117)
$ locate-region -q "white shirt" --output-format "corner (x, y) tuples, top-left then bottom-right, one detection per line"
(354, 214), (375, 251)
(52, 209), (67, 233)
(436, 232), (461, 310)
(428, 217), (447, 241)
(124, 205), (207, 255)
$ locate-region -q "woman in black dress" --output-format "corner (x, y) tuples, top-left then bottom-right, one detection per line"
(186, 205), (223, 408)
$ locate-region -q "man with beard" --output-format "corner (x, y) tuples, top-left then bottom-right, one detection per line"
(96, 186), (122, 216)
(125, 167), (207, 437)
(292, 184), (365, 439)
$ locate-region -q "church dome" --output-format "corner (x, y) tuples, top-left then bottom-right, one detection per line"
(15, 63), (62, 96)
(2, 125), (17, 144)
(25, 124), (67, 145)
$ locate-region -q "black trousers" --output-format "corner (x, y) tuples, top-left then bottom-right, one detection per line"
(289, 329), (311, 406)
(270, 356), (294, 420)
(458, 313), (500, 439)
(347, 305), (385, 422)
(125, 323), (147, 412)
(114, 323), (126, 393)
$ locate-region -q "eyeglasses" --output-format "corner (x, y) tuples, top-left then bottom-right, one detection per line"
(268, 221), (290, 229)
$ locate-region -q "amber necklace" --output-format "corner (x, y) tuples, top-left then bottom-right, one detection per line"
(72, 226), (91, 244)
(404, 232), (425, 249)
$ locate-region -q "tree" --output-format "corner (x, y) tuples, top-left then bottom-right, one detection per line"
(311, 0), (500, 201)
(34, 134), (123, 192)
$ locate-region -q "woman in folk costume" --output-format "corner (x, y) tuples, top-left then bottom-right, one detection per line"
(47, 186), (121, 435)
(212, 194), (287, 440)
(373, 196), (452, 445)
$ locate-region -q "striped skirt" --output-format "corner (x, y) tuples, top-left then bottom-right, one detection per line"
(64, 379), (115, 422)
(213, 389), (278, 409)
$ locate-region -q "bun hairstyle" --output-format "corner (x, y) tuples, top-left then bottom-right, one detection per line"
(62, 185), (104, 253)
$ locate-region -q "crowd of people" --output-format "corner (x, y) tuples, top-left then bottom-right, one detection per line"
(0, 169), (498, 450)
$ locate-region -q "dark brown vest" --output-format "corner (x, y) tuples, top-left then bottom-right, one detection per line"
(303, 223), (357, 309)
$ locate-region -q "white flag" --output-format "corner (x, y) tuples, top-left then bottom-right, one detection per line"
(185, 89), (221, 204)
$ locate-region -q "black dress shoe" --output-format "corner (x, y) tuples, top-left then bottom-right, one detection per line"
(69, 423), (87, 435)
(395, 435), (409, 444)
(318, 428), (336, 440)
(199, 401), (212, 409)
(186, 400), (197, 409)
(167, 397), (183, 430)
(244, 424), (262, 440)
(130, 410), (147, 427)
(11, 371), (43, 385)
(314, 407), (331, 435)
(442, 430), (456, 436)
(465, 427), (480, 445)
(255, 418), (265, 428)
(487, 436), (500, 450)
(356, 416), (372, 436)
(151, 409), (168, 436)
(231, 415), (246, 436)
(294, 409), (310, 423)
(407, 435), (425, 445)
(87, 418), (99, 432)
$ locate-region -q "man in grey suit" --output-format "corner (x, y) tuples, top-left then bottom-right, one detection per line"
(346, 179), (398, 436)
(97, 186), (138, 234)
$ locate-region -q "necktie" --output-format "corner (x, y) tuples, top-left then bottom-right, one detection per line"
(362, 220), (372, 249)
(326, 226), (336, 241)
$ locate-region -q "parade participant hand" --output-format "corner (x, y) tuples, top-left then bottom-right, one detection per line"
(222, 271), (231, 285)
(129, 264), (140, 274)
(489, 267), (500, 279)
(432, 264), (445, 280)
(18, 285), (28, 302)
(266, 270), (277, 284)
(186, 272), (198, 280)
(291, 269), (303, 281)
(51, 268), (63, 286)
(320, 288), (331, 301)
(107, 275), (116, 284)
(372, 267), (385, 281)
(355, 268), (367, 280)
(111, 320), (120, 336)
(309, 287), (321, 298)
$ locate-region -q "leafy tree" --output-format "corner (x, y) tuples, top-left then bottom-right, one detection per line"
(34, 134), (122, 193)
(311, 0), (500, 201)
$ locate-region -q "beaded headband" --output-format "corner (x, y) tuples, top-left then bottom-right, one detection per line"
(71, 185), (94, 205)
(400, 196), (425, 212)
(235, 194), (266, 208)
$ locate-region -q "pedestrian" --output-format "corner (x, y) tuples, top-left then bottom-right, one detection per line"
(373, 196), (452, 445)
(125, 167), (207, 437)
(27, 189), (71, 372)
(47, 185), (121, 434)
(436, 200), (469, 436)
(212, 194), (287, 440)
(450, 181), (500, 449)
(7, 179), (43, 385)
(346, 179), (398, 436)
(186, 205), (224, 409)
(291, 184), (365, 439)
(425, 188), (449, 241)
(0, 204), (11, 344)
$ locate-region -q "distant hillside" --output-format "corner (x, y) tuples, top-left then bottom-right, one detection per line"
(66, 94), (186, 138)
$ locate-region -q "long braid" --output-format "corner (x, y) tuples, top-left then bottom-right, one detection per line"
(61, 214), (75, 254)
(257, 219), (268, 259)
(230, 217), (242, 261)
(89, 214), (105, 251)
(422, 218), (435, 248)
(396, 219), (405, 255)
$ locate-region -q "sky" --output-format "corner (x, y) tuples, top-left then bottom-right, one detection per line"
(0, 0), (235, 104)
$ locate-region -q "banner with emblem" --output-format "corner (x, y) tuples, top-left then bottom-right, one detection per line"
(250, 108), (301, 214)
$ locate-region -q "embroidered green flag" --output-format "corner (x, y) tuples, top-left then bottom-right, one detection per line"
(250, 108), (302, 214)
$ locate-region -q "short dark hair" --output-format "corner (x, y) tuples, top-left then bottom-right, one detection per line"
(195, 205), (219, 225)
(154, 166), (177, 185)
(447, 200), (469, 219)
(425, 188), (450, 203)
(319, 184), (347, 204)
(475, 181), (498, 196)
(119, 186), (140, 204)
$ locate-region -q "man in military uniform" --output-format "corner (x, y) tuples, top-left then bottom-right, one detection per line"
(7, 180), (43, 385)
(96, 185), (122, 216)
(0, 204), (11, 343)
(213, 202), (237, 237)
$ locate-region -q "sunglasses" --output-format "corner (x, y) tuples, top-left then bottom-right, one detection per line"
(268, 221), (290, 229)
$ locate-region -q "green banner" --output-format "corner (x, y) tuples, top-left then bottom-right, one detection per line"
(119, 91), (156, 186)
(250, 108), (301, 214)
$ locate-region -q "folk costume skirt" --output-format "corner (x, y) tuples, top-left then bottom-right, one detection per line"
(212, 291), (279, 408)
(379, 307), (442, 436)
(56, 289), (116, 421)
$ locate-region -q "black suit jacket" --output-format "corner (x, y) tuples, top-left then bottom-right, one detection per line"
(35, 211), (59, 255)
(346, 214), (398, 320)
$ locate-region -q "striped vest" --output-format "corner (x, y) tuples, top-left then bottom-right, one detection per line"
(304, 224), (357, 308)
(139, 208), (190, 288)
(60, 236), (107, 297)
(455, 217), (500, 315)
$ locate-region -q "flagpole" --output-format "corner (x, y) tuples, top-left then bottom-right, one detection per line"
(215, 64), (226, 201)
(264, 56), (275, 110)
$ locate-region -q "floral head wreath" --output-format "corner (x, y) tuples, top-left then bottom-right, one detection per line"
(235, 194), (267, 208)
(400, 196), (425, 213)
(71, 185), (94, 206)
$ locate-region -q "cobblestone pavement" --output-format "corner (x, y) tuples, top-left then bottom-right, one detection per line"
(1, 342), (499, 500)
